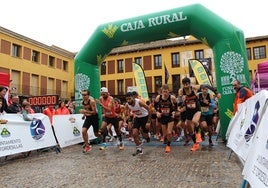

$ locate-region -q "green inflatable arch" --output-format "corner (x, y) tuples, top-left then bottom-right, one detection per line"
(74, 4), (250, 140)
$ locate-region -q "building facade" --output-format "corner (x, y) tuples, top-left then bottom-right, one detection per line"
(1, 25), (267, 101)
(101, 35), (268, 97)
(0, 26), (75, 100)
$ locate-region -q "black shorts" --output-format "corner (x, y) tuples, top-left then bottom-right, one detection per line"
(151, 114), (157, 119)
(186, 109), (200, 120)
(133, 116), (148, 131)
(200, 114), (213, 126)
(158, 115), (174, 125)
(83, 114), (99, 133)
(103, 117), (119, 129)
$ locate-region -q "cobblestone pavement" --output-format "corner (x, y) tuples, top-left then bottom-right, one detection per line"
(0, 136), (243, 188)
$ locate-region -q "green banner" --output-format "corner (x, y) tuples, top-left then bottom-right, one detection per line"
(74, 4), (250, 140)
(189, 59), (212, 86)
(132, 62), (149, 101)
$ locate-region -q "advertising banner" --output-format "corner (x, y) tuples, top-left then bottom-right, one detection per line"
(0, 113), (57, 157)
(53, 114), (97, 148)
(242, 109), (268, 187)
(132, 62), (149, 101)
(227, 90), (268, 161)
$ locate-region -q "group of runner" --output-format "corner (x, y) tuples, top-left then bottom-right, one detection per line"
(79, 77), (220, 155)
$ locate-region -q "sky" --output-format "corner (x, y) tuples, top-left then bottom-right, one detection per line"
(0, 0), (267, 52)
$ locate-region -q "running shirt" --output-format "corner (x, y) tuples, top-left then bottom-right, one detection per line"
(183, 87), (200, 111)
(126, 98), (148, 118)
(198, 92), (211, 113)
(157, 94), (174, 117)
(101, 96), (117, 118)
(82, 99), (93, 116)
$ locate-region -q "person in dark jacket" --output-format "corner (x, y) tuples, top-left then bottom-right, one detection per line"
(0, 86), (12, 113)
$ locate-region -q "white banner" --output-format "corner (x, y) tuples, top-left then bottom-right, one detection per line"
(52, 114), (97, 148)
(227, 90), (268, 161)
(242, 107), (268, 187)
(0, 113), (57, 157)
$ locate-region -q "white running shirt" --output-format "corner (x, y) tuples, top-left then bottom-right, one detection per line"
(127, 98), (148, 118)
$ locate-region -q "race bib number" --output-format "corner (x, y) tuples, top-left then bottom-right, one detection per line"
(186, 102), (196, 109)
(161, 108), (170, 114)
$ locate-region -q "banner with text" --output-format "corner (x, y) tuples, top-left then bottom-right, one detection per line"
(242, 109), (268, 187)
(132, 62), (149, 101)
(53, 114), (97, 148)
(226, 90), (268, 161)
(0, 113), (57, 157)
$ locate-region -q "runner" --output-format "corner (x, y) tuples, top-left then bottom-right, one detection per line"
(198, 85), (217, 146)
(124, 92), (151, 156)
(154, 84), (177, 153)
(96, 87), (124, 150)
(79, 89), (99, 153)
(180, 77), (218, 151)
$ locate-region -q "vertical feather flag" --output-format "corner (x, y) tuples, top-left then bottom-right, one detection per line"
(164, 64), (170, 84)
(132, 62), (149, 101)
(189, 59), (212, 86)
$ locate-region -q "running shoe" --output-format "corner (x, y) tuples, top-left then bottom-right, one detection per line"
(190, 143), (200, 151)
(83, 145), (92, 153)
(119, 142), (124, 150)
(99, 143), (107, 150)
(209, 139), (214, 146)
(132, 148), (143, 156)
(165, 146), (171, 153)
(164, 138), (168, 145)
(184, 135), (191, 146)
(176, 136), (183, 142)
(196, 133), (202, 143)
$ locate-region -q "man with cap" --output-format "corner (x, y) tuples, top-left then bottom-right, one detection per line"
(96, 87), (124, 150)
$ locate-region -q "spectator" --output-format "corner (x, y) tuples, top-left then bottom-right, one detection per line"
(55, 100), (70, 115)
(67, 101), (75, 114)
(8, 94), (22, 113)
(21, 101), (34, 121)
(0, 86), (11, 113)
(232, 80), (253, 115)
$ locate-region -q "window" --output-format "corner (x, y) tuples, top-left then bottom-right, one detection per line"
(253, 46), (266, 59)
(12, 44), (21, 57)
(195, 50), (204, 59)
(101, 62), (106, 75)
(154, 55), (162, 69)
(134, 57), (142, 66)
(117, 59), (124, 73)
(31, 74), (39, 96)
(49, 56), (55, 67)
(47, 78), (54, 95)
(61, 81), (68, 98)
(154, 76), (162, 92)
(63, 60), (68, 71)
(117, 79), (124, 94)
(171, 52), (180, 67)
(172, 74), (181, 93)
(32, 50), (40, 62)
(246, 48), (252, 60)
(100, 81), (106, 88)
